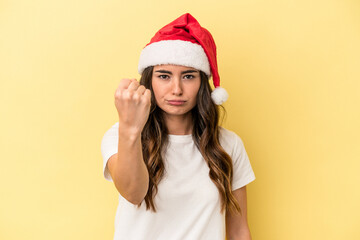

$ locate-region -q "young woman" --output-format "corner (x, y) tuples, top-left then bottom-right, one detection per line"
(101, 13), (256, 240)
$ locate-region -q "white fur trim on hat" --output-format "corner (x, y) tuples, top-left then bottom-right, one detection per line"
(211, 87), (228, 105)
(138, 40), (211, 76)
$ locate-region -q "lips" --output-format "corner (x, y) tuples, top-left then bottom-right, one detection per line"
(167, 100), (186, 106)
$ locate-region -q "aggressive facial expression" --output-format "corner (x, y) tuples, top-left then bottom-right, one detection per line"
(151, 64), (201, 118)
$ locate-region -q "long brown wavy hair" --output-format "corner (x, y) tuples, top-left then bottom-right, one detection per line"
(138, 66), (241, 215)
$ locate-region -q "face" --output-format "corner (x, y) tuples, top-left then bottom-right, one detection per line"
(151, 64), (201, 118)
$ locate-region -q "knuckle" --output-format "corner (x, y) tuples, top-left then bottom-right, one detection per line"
(133, 94), (140, 101)
(114, 90), (121, 99)
(123, 92), (132, 100)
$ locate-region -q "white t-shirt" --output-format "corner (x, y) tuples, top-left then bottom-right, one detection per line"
(101, 122), (256, 240)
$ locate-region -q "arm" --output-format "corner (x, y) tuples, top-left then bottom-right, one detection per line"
(226, 186), (252, 240)
(107, 132), (148, 205)
(107, 78), (151, 205)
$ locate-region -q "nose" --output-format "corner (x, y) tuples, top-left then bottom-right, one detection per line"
(172, 78), (183, 96)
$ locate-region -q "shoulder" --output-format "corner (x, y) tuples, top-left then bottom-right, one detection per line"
(112, 121), (119, 129)
(218, 127), (246, 157)
(101, 122), (119, 149)
(104, 122), (119, 135)
(219, 127), (237, 140)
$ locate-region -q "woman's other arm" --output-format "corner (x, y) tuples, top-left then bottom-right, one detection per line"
(226, 186), (252, 240)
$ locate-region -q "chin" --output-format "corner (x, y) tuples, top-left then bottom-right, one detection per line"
(160, 107), (192, 116)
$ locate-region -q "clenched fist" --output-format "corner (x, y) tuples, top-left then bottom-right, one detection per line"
(114, 78), (151, 135)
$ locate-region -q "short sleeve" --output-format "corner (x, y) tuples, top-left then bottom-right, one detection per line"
(100, 122), (119, 182)
(219, 128), (256, 191)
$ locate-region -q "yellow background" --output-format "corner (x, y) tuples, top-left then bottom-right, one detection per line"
(1, 0), (359, 239)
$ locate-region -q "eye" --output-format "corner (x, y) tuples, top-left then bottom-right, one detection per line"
(158, 75), (170, 80)
(183, 74), (195, 80)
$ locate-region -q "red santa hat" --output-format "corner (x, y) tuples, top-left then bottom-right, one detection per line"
(138, 13), (228, 105)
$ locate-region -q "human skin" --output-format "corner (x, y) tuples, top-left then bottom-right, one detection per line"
(151, 64), (201, 135)
(107, 65), (252, 239)
(226, 186), (252, 240)
(107, 78), (151, 205)
(107, 64), (201, 204)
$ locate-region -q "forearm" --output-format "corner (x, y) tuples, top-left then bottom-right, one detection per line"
(226, 187), (252, 240)
(237, 228), (252, 240)
(111, 129), (149, 205)
(227, 227), (252, 240)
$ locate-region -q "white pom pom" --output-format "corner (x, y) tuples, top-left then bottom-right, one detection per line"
(211, 87), (229, 105)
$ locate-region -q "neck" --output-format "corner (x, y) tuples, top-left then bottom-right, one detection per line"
(163, 112), (193, 135)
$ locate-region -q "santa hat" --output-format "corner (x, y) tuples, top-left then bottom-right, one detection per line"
(138, 13), (228, 105)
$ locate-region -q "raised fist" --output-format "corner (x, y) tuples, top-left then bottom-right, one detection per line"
(114, 78), (151, 134)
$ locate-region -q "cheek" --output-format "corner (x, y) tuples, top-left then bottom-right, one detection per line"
(151, 81), (164, 102)
(192, 82), (201, 99)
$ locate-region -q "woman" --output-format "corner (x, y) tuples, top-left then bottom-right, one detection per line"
(101, 13), (256, 240)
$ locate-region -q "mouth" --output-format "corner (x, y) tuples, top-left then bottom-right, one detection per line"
(166, 100), (186, 106)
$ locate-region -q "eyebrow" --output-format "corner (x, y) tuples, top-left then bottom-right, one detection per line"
(154, 70), (199, 75)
